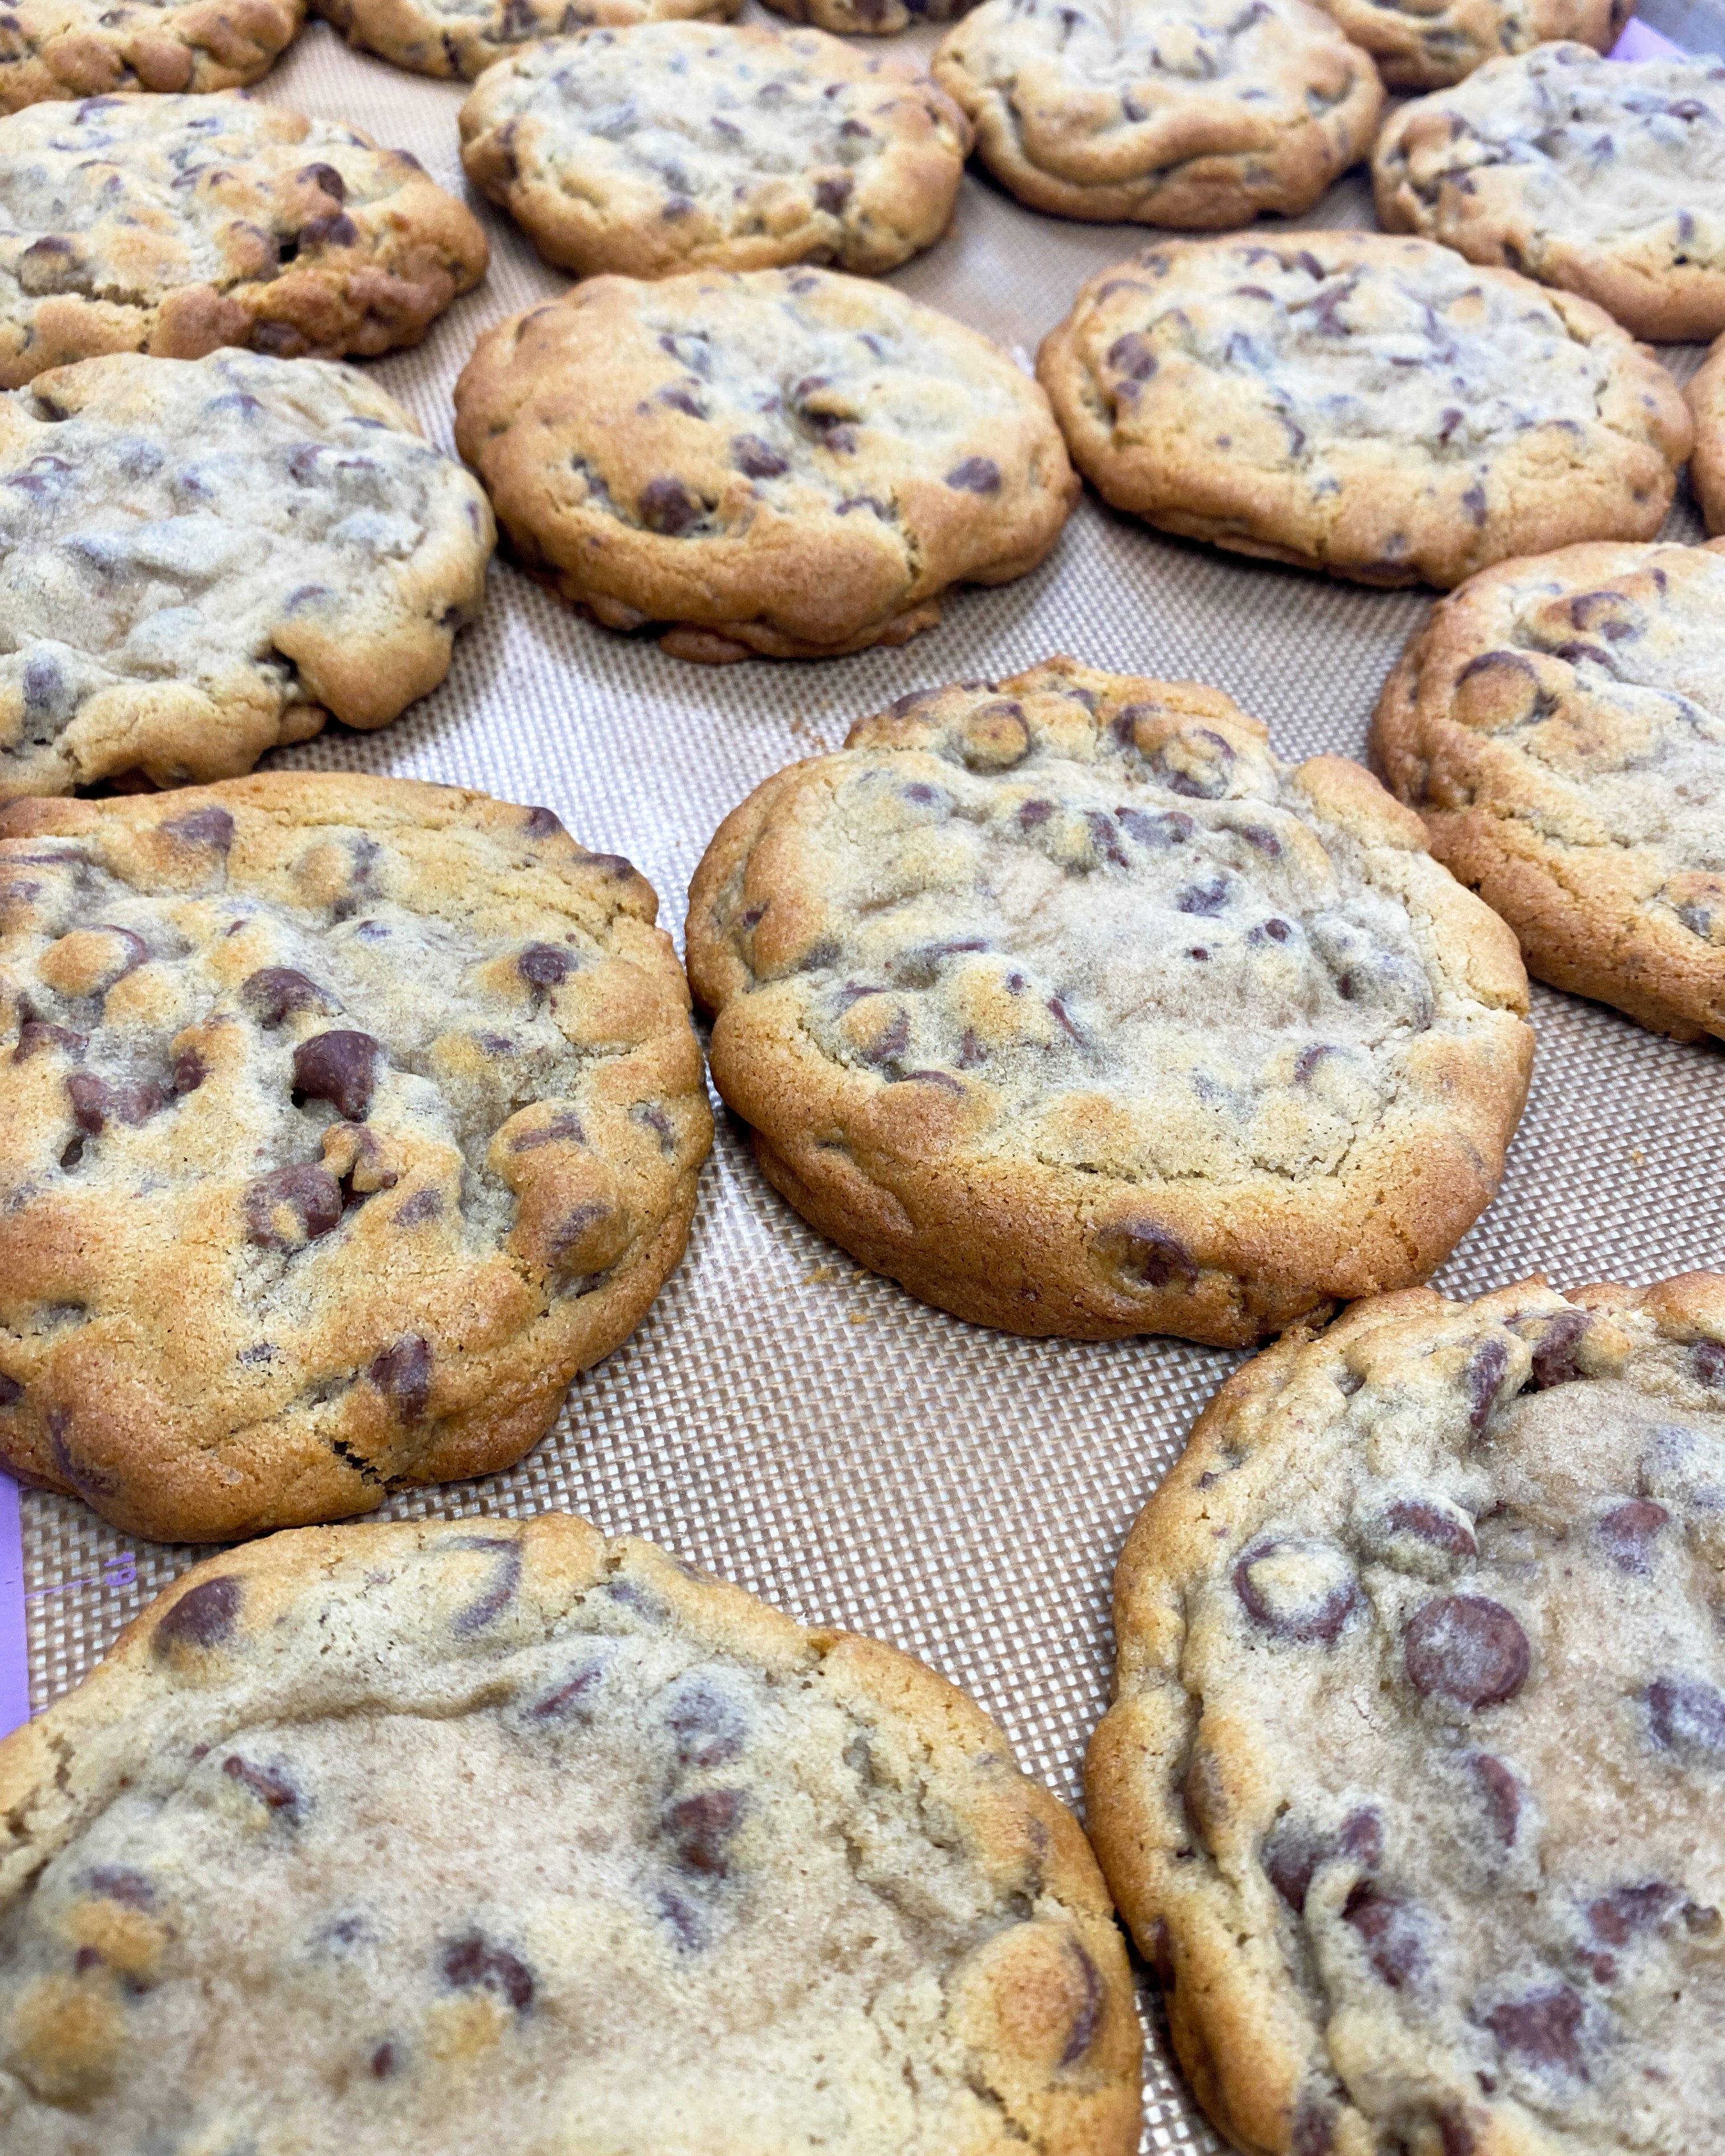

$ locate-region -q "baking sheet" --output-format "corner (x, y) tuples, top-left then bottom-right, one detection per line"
(11, 14), (1725, 2147)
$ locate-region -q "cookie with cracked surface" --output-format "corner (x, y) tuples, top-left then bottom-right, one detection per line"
(1371, 537), (1725, 1045)
(1036, 232), (1692, 591)
(1314, 0), (1625, 90)
(0, 92), (489, 389)
(0, 775), (711, 1543)
(1088, 1271), (1725, 2156)
(0, 349), (494, 799)
(1374, 44), (1725, 345)
(0, 0), (303, 111)
(0, 1511), (1142, 2152)
(459, 22), (969, 281)
(454, 268), (1077, 662)
(1688, 328), (1725, 534)
(930, 0), (1383, 229)
(313, 0), (736, 82)
(685, 657), (1531, 1345)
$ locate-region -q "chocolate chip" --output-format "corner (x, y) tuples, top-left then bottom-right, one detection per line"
(732, 434), (789, 479)
(1343, 1887), (1423, 1987)
(450, 1534), (522, 1634)
(525, 1659), (606, 1720)
(1646, 1673), (1725, 1758)
(439, 1933), (533, 2013)
(657, 1886), (704, 1951)
(171, 1048), (205, 1094)
(1058, 1941), (1103, 2066)
(163, 806), (235, 852)
(84, 1866), (155, 1910)
(1404, 1596), (1529, 1709)
(153, 1574), (241, 1655)
(1596, 1500), (1669, 1574)
(945, 456), (1001, 494)
(66, 1073), (163, 1133)
(15, 1021), (86, 1061)
(1469, 1754), (1521, 1846)
(1693, 1341), (1725, 1389)
(523, 806), (564, 838)
(664, 1788), (744, 1874)
(813, 172), (852, 213)
(393, 1189), (441, 1226)
(1588, 1881), (1675, 1946)
(1105, 332), (1157, 382)
(1176, 877), (1229, 916)
(639, 476), (700, 535)
(370, 2041), (398, 2078)
(1234, 1541), (1359, 1645)
(1117, 807), (1193, 849)
(1484, 1986), (1586, 2076)
(1530, 1309), (1589, 1388)
(664, 1677), (744, 1768)
(241, 967), (331, 1028)
(1264, 1805), (1380, 1912)
(510, 1111), (586, 1152)
(300, 212), (358, 249)
(222, 1754), (300, 1816)
(244, 1163), (342, 1250)
(517, 943), (572, 990)
(1387, 1496), (1478, 1561)
(298, 161), (346, 201)
(369, 1334), (431, 1421)
(292, 1031), (381, 1121)
(1099, 1219), (1198, 1290)
(1463, 1338), (1509, 1430)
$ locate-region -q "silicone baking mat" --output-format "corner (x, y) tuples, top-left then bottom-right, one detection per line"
(9, 12), (1725, 2146)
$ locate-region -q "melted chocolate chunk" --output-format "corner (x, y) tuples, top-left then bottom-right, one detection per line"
(15, 1020), (86, 1061)
(1099, 1219), (1198, 1290)
(368, 1334), (432, 1421)
(153, 1574), (240, 1654)
(1234, 1539), (1359, 1645)
(1059, 1940), (1104, 2065)
(1404, 1596), (1530, 1710)
(244, 1162), (343, 1251)
(84, 1866), (156, 1909)
(1469, 1754), (1521, 1847)
(1484, 1985), (1586, 2077)
(1646, 1673), (1725, 1758)
(439, 1932), (534, 2013)
(241, 967), (331, 1028)
(525, 1659), (606, 1720)
(162, 806), (236, 852)
(639, 476), (700, 535)
(1588, 1881), (1676, 1947)
(222, 1754), (301, 1816)
(517, 943), (572, 991)
(1264, 1804), (1381, 1912)
(1343, 1887), (1424, 1987)
(664, 1787), (744, 1874)
(945, 456), (1002, 493)
(292, 1031), (381, 1121)
(449, 1535), (522, 1634)
(1463, 1338), (1509, 1430)
(66, 1073), (163, 1133)
(1596, 1500), (1670, 1574)
(1530, 1309), (1589, 1388)
(663, 1676), (746, 1768)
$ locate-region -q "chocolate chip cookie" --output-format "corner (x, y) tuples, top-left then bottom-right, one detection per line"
(0, 93), (488, 390)
(930, 0), (1382, 229)
(1374, 44), (1725, 345)
(459, 22), (969, 281)
(1037, 233), (1693, 591)
(760, 0), (973, 39)
(0, 775), (711, 1543)
(0, 1511), (1142, 2150)
(1314, 0), (1625, 91)
(0, 0), (303, 111)
(455, 269), (1078, 662)
(685, 658), (1532, 1346)
(1, 350), (493, 799)
(1370, 537), (1725, 1046)
(1688, 329), (1725, 534)
(314, 0), (736, 83)
(1088, 1271), (1725, 2156)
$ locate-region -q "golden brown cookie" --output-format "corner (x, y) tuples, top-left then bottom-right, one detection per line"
(459, 21), (969, 279)
(1690, 327), (1725, 534)
(760, 0), (974, 38)
(313, 0), (736, 82)
(1314, 0), (1625, 90)
(1037, 232), (1693, 591)
(0, 1511), (1142, 2150)
(0, 92), (488, 388)
(1371, 537), (1725, 1045)
(0, 350), (495, 799)
(0, 775), (711, 1542)
(932, 0), (1383, 228)
(0, 0), (303, 110)
(1089, 1271), (1725, 2156)
(1374, 44), (1725, 345)
(454, 268), (1078, 662)
(686, 658), (1532, 1346)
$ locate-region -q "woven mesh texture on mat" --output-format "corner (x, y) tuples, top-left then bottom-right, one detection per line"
(17, 18), (1725, 2151)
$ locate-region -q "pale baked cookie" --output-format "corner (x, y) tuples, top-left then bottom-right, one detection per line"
(1314, 0), (1625, 90)
(0, 350), (493, 799)
(0, 0), (303, 111)
(760, 0), (972, 39)
(930, 0), (1382, 229)
(685, 658), (1532, 1346)
(1370, 538), (1725, 1046)
(0, 776), (712, 1543)
(314, 0), (736, 83)
(0, 93), (489, 390)
(1037, 232), (1692, 591)
(455, 269), (1077, 662)
(1374, 44), (1725, 345)
(459, 22), (969, 280)
(0, 1512), (1143, 2151)
(1088, 1271), (1725, 2156)
(1689, 329), (1725, 534)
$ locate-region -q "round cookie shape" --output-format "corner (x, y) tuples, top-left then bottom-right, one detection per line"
(0, 0), (303, 111)
(0, 350), (495, 799)
(930, 0), (1383, 229)
(0, 775), (712, 1543)
(0, 1513), (1143, 2151)
(1370, 537), (1725, 1045)
(1036, 232), (1693, 591)
(1688, 329), (1725, 534)
(0, 92), (490, 389)
(313, 0), (737, 83)
(1088, 1272), (1725, 2156)
(1374, 44), (1725, 345)
(684, 657), (1532, 1346)
(1313, 0), (1625, 90)
(453, 269), (1078, 662)
(458, 22), (970, 281)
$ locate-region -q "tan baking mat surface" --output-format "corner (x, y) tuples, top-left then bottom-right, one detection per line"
(18, 18), (1725, 2149)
